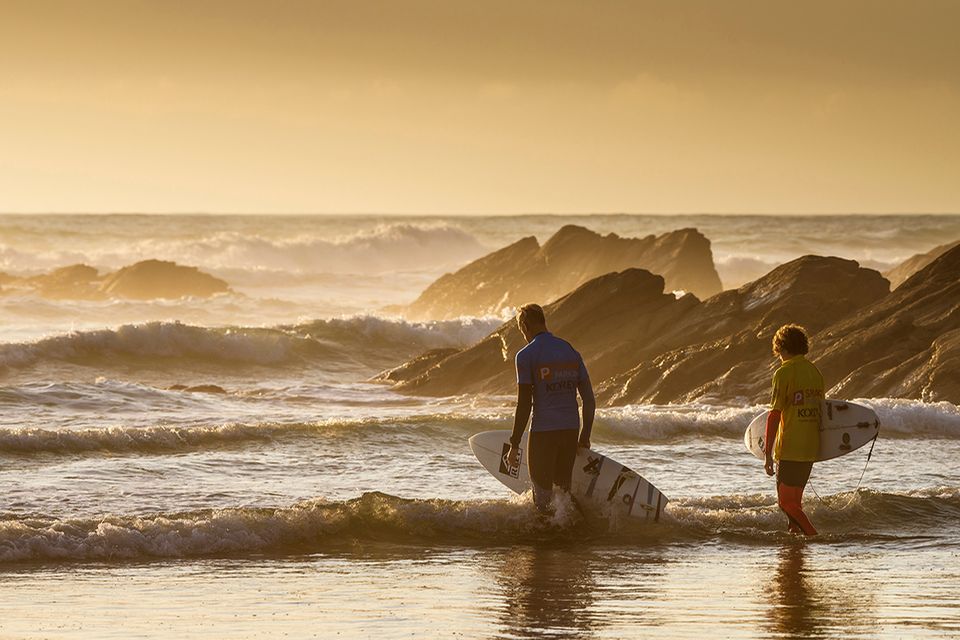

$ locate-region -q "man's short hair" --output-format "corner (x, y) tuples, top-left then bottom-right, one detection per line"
(773, 324), (809, 357)
(516, 303), (546, 327)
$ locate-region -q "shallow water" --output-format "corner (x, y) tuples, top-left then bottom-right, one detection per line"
(2, 214), (959, 638)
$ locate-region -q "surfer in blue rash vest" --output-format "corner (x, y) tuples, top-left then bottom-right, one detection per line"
(506, 303), (595, 513)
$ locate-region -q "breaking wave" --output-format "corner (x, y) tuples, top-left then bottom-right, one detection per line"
(667, 486), (960, 543)
(597, 399), (960, 441)
(599, 404), (764, 440)
(1, 397), (956, 458)
(1, 488), (956, 563)
(0, 414), (502, 456)
(0, 223), (487, 276)
(0, 316), (499, 372)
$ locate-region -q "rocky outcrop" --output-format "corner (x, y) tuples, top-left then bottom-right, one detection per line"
(98, 260), (229, 300)
(816, 244), (960, 402)
(390, 268), (696, 396)
(403, 225), (722, 320)
(884, 240), (960, 289)
(373, 348), (460, 384)
(599, 256), (890, 404)
(0, 260), (230, 300)
(382, 255), (917, 404)
(26, 264), (101, 299)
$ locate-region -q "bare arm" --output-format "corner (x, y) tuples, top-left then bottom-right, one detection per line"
(764, 409), (781, 476)
(578, 373), (595, 448)
(509, 384), (533, 448)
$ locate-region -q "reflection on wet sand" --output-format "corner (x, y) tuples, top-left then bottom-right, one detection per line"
(493, 545), (598, 639)
(765, 542), (876, 639)
(768, 543), (824, 638)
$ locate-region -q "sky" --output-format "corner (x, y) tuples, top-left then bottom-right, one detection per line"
(1, 1), (958, 215)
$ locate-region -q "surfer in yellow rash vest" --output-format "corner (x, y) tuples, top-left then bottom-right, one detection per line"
(764, 324), (824, 536)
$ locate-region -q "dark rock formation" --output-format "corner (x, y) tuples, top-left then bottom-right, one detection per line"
(389, 268), (698, 396)
(98, 260), (229, 300)
(373, 348), (460, 384)
(599, 256), (890, 404)
(816, 244), (960, 402)
(0, 260), (230, 300)
(169, 384), (228, 394)
(884, 239), (960, 289)
(383, 255), (916, 404)
(403, 225), (722, 320)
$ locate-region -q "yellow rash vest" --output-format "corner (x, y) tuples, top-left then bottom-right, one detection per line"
(770, 355), (825, 462)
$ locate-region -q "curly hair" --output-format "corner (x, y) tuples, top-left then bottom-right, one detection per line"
(772, 324), (809, 357)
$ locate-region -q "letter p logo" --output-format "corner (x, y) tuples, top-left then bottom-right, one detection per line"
(540, 367), (552, 380)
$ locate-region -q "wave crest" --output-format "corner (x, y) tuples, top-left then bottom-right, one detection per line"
(1, 488), (957, 563)
(0, 223), (487, 276)
(0, 316), (499, 372)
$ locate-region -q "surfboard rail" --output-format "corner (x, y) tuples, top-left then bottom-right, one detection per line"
(469, 430), (669, 522)
(744, 399), (880, 462)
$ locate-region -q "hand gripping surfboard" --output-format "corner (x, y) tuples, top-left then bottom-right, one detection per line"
(469, 430), (668, 522)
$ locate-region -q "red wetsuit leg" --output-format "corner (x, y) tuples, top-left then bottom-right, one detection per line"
(777, 483), (818, 536)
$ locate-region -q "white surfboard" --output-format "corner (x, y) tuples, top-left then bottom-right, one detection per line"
(744, 399), (880, 462)
(469, 430), (668, 522)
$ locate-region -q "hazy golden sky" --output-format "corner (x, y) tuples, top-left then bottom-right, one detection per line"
(1, 1), (958, 214)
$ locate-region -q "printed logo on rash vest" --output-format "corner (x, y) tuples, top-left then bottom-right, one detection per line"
(540, 362), (579, 393)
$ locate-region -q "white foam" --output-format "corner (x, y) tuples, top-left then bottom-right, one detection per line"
(597, 399), (960, 441)
(0, 316), (501, 371)
(0, 223), (487, 277)
(857, 397), (960, 438)
(597, 403), (764, 440)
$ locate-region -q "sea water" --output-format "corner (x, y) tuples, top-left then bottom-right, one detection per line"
(0, 214), (958, 638)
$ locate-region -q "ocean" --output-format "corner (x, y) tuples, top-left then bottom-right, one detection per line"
(1, 213), (959, 639)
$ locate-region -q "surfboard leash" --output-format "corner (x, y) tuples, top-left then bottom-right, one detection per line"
(807, 433), (878, 510)
(853, 433), (879, 492)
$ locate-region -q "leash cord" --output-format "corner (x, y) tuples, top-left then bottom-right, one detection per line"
(806, 434), (878, 509)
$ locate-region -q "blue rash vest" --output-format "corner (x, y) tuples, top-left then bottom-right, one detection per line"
(515, 332), (593, 432)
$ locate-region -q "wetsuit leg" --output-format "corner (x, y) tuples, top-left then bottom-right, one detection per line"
(528, 430), (558, 511)
(552, 429), (579, 493)
(776, 461), (817, 536)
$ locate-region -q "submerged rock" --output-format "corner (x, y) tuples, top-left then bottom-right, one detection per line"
(403, 225), (722, 320)
(168, 384), (228, 394)
(0, 260), (231, 300)
(98, 260), (229, 300)
(27, 264), (101, 299)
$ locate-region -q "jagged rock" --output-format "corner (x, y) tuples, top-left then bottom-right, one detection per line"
(385, 255), (899, 404)
(599, 256), (890, 404)
(884, 239), (960, 289)
(403, 225), (722, 320)
(98, 260), (229, 300)
(389, 268), (696, 396)
(373, 348), (460, 384)
(817, 244), (960, 402)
